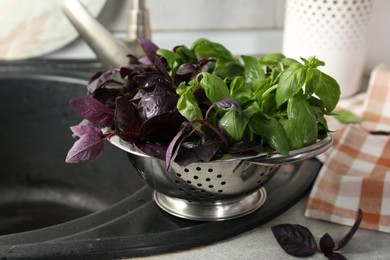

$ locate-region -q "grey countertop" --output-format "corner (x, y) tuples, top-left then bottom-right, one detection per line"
(134, 195), (390, 260)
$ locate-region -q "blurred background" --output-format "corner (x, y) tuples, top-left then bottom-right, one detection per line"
(0, 0), (388, 81)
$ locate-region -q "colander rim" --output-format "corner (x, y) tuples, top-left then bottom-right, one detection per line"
(107, 132), (332, 165)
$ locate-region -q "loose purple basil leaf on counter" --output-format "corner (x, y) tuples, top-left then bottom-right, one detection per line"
(319, 233), (336, 254)
(271, 224), (318, 257)
(70, 96), (114, 127)
(335, 209), (363, 250)
(65, 125), (105, 163)
(272, 209), (363, 259)
(325, 251), (347, 260)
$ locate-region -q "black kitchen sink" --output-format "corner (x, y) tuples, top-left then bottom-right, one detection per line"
(0, 71), (145, 237)
(0, 60), (322, 259)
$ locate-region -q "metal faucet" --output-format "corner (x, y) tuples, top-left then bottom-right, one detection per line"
(62, 0), (151, 68)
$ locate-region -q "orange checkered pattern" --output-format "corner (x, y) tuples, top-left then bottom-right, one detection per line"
(305, 65), (390, 232)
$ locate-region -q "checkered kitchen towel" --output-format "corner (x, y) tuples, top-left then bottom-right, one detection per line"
(305, 65), (390, 232)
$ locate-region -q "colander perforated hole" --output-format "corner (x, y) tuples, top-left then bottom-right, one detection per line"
(217, 174), (222, 178)
(176, 173), (181, 177)
(209, 185), (214, 188)
(174, 180), (180, 184)
(193, 176), (199, 180)
(218, 190), (223, 193)
(221, 181), (226, 185)
(208, 168), (213, 172)
(186, 180), (191, 184)
(206, 178), (211, 182)
(196, 167), (201, 171)
(197, 183), (202, 187)
(184, 168), (189, 173)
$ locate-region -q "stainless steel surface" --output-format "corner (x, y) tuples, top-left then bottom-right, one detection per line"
(154, 188), (267, 221)
(108, 134), (332, 220)
(62, 0), (151, 68)
(127, 0), (151, 44)
(249, 134), (333, 165)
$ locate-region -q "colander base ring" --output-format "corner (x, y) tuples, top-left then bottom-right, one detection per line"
(153, 188), (267, 221)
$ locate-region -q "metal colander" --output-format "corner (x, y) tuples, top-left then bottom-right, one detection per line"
(109, 134), (332, 221)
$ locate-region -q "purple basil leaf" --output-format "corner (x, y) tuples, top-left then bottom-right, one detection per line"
(66, 125), (105, 163)
(197, 58), (216, 71)
(319, 233), (336, 254)
(166, 127), (188, 169)
(119, 64), (145, 78)
(190, 139), (222, 162)
(176, 63), (196, 76)
(134, 142), (167, 161)
(69, 124), (101, 137)
(133, 72), (163, 91)
(228, 141), (264, 156)
(137, 92), (179, 121)
(114, 96), (141, 142)
(138, 37), (159, 63)
(154, 55), (173, 86)
(215, 98), (242, 117)
(87, 68), (124, 93)
(173, 148), (200, 167)
(70, 96), (114, 127)
(325, 251), (347, 260)
(174, 63), (197, 85)
(271, 224), (318, 257)
(140, 112), (184, 142)
(92, 88), (121, 104)
(336, 209), (363, 250)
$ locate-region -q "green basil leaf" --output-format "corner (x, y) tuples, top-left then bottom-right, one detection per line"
(259, 53), (285, 65)
(219, 106), (257, 142)
(249, 113), (289, 155)
(157, 49), (183, 74)
(285, 94), (318, 149)
(230, 76), (253, 105)
(219, 110), (245, 141)
(281, 57), (299, 67)
(191, 38), (234, 60)
(305, 67), (321, 97)
(334, 109), (363, 124)
(213, 58), (244, 79)
(199, 72), (230, 103)
(174, 45), (198, 64)
(176, 82), (203, 123)
(261, 92), (277, 115)
(242, 55), (265, 90)
(314, 72), (341, 112)
(276, 62), (307, 107)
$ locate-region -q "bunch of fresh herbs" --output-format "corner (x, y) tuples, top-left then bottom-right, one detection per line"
(66, 38), (340, 167)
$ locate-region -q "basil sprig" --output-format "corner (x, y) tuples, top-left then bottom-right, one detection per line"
(158, 39), (340, 155)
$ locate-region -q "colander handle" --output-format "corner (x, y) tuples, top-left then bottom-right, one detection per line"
(247, 134), (332, 166)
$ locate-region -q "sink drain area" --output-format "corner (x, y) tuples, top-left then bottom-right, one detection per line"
(0, 187), (108, 235)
